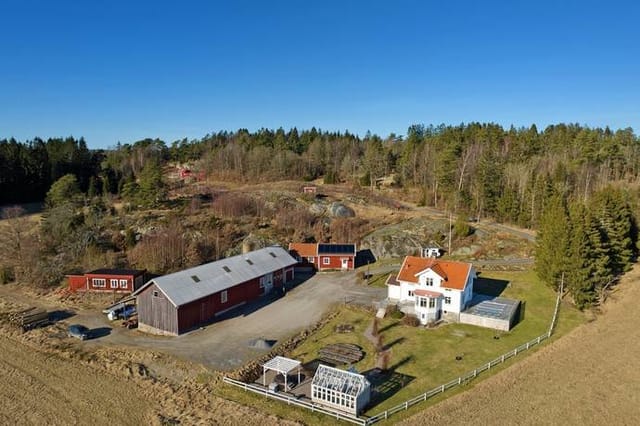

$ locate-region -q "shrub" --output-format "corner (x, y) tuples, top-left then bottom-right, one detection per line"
(402, 314), (421, 327)
(0, 267), (15, 284)
(454, 216), (472, 238)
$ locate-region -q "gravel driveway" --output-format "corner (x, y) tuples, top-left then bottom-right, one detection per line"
(78, 271), (386, 370)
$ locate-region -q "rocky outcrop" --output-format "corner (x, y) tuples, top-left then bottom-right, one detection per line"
(360, 217), (449, 259)
(329, 202), (355, 218)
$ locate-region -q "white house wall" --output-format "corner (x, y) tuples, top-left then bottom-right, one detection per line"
(417, 269), (443, 288)
(388, 284), (401, 300)
(394, 280), (465, 313)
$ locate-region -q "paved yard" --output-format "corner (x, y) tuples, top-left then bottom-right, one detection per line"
(73, 271), (386, 370)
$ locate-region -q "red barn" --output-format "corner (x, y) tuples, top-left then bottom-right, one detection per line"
(288, 243), (356, 271)
(67, 269), (146, 293)
(132, 246), (297, 335)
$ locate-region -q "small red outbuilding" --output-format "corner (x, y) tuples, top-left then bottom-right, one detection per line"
(67, 268), (147, 293)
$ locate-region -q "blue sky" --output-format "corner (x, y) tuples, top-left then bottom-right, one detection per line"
(1, 0), (638, 148)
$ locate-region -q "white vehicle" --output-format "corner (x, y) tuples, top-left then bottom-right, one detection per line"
(106, 305), (136, 321)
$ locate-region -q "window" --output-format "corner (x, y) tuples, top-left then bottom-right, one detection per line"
(408, 290), (414, 297)
(419, 297), (427, 308)
(245, 259), (254, 265)
(222, 266), (231, 273)
(429, 298), (435, 308)
(119, 279), (128, 288)
(221, 290), (228, 303)
(110, 279), (118, 288)
(323, 257), (330, 265)
(425, 277), (434, 286)
(152, 290), (159, 297)
(307, 256), (315, 263)
(444, 296), (451, 304)
(191, 275), (201, 282)
(92, 278), (106, 288)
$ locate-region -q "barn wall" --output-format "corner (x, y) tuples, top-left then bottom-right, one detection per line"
(137, 282), (179, 335)
(67, 275), (86, 292)
(285, 267), (294, 282)
(177, 277), (262, 334)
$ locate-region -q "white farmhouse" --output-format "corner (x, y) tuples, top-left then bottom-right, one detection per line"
(386, 256), (476, 324)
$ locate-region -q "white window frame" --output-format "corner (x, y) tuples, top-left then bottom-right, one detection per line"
(429, 298), (436, 308)
(444, 296), (452, 304)
(221, 290), (228, 303)
(119, 279), (128, 288)
(408, 290), (414, 297)
(425, 277), (434, 286)
(152, 290), (159, 297)
(419, 297), (427, 308)
(92, 278), (106, 288)
(307, 256), (315, 263)
(110, 279), (118, 289)
(322, 257), (330, 265)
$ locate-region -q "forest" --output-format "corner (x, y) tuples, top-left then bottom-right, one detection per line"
(0, 122), (638, 308)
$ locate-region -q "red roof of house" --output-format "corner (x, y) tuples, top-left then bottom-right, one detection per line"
(414, 289), (442, 298)
(396, 256), (471, 291)
(288, 243), (317, 257)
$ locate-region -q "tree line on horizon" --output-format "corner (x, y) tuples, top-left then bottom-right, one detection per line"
(1, 122), (639, 307)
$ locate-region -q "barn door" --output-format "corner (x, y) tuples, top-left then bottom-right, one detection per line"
(200, 302), (207, 322)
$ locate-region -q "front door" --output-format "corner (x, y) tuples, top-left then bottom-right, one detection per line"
(341, 258), (349, 270)
(262, 273), (273, 294)
(436, 309), (442, 321)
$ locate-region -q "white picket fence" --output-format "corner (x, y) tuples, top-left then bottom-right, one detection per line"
(222, 376), (367, 425)
(366, 283), (564, 425)
(224, 284), (564, 425)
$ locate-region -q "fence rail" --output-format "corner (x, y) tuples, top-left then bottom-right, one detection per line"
(224, 284), (563, 426)
(222, 376), (367, 425)
(366, 284), (563, 425)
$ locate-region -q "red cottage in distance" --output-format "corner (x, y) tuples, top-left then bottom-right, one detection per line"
(67, 268), (147, 294)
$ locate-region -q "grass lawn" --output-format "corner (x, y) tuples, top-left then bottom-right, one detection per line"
(223, 268), (586, 423)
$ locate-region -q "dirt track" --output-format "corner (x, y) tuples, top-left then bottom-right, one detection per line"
(402, 266), (640, 425)
(0, 335), (151, 425)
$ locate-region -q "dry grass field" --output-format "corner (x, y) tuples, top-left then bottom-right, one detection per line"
(401, 265), (640, 426)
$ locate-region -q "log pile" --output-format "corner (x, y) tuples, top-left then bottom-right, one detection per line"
(8, 307), (50, 331)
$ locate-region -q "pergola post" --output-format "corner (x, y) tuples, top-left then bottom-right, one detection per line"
(263, 365), (266, 386)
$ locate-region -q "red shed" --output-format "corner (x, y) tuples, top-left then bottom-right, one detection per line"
(132, 246), (297, 335)
(288, 243), (356, 271)
(67, 268), (147, 293)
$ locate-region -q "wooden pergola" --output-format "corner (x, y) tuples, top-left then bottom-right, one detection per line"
(262, 356), (301, 390)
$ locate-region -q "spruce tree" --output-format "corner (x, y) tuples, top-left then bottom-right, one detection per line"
(535, 195), (570, 290)
(566, 202), (597, 308)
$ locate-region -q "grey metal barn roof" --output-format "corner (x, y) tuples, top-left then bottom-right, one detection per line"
(132, 246), (297, 307)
